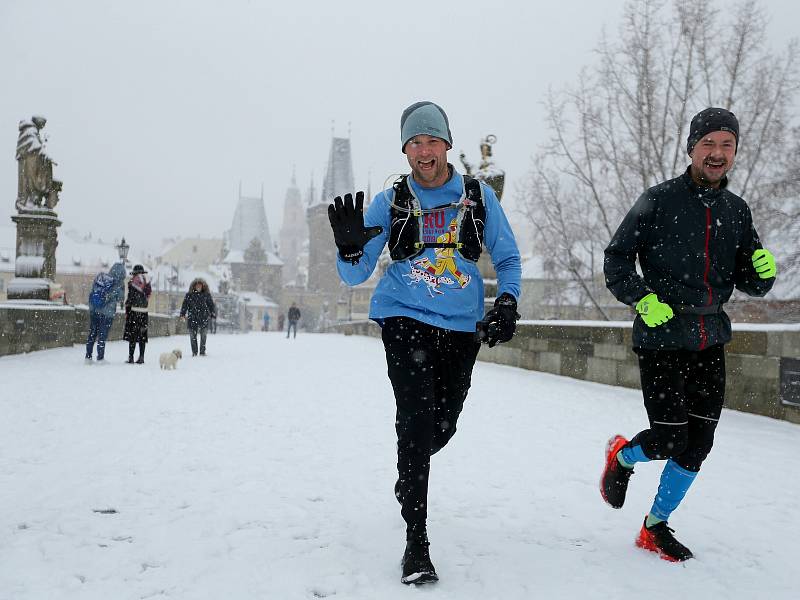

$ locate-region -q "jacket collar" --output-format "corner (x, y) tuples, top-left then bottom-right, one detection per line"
(682, 166), (726, 206)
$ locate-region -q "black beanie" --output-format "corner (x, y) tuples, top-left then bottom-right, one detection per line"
(686, 107), (739, 155)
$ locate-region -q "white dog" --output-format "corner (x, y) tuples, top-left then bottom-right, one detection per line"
(159, 349), (183, 370)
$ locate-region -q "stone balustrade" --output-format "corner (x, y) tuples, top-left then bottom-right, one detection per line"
(0, 303), (176, 356)
(330, 319), (800, 425)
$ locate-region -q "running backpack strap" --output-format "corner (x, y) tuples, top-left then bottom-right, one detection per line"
(464, 175), (482, 203)
(458, 176), (485, 262)
(388, 175), (425, 261)
(388, 174), (485, 261)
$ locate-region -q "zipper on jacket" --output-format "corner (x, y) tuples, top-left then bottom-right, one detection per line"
(699, 207), (713, 350)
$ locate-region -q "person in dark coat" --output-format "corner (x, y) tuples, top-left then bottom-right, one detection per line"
(286, 302), (301, 339)
(180, 278), (216, 356)
(600, 108), (777, 562)
(85, 262), (126, 363)
(123, 264), (152, 364)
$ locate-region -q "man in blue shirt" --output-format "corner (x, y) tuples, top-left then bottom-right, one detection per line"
(328, 101), (522, 585)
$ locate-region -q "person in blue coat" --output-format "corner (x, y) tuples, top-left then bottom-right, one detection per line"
(328, 101), (521, 585)
(85, 262), (126, 363)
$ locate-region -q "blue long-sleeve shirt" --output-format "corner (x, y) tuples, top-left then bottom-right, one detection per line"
(336, 168), (521, 332)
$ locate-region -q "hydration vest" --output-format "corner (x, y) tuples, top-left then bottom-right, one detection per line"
(387, 175), (485, 262)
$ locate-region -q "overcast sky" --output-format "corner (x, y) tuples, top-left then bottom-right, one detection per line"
(1, 0), (797, 255)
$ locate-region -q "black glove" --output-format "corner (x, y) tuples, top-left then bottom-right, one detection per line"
(327, 191), (383, 265)
(476, 293), (520, 348)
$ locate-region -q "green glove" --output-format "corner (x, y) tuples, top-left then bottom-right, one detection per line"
(752, 248), (776, 279)
(635, 293), (674, 328)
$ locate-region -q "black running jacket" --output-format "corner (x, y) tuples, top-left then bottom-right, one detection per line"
(604, 168), (774, 351)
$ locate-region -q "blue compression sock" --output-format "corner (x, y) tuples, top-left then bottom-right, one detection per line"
(617, 453), (634, 469)
(650, 459), (698, 522)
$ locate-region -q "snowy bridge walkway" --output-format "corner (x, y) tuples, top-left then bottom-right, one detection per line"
(1, 332), (798, 599)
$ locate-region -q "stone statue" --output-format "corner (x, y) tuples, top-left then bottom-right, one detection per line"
(8, 115), (64, 300)
(16, 116), (62, 211)
(459, 134), (505, 201)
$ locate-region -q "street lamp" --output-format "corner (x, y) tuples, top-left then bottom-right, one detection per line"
(116, 237), (130, 265)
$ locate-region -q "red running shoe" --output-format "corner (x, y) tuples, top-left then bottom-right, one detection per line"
(635, 517), (694, 562)
(600, 434), (633, 508)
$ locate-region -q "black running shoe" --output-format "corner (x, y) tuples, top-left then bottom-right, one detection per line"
(635, 517), (694, 562)
(401, 537), (438, 585)
(600, 435), (634, 509)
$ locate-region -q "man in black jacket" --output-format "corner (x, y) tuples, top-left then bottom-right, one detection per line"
(180, 278), (216, 356)
(601, 108), (776, 561)
(286, 302), (301, 339)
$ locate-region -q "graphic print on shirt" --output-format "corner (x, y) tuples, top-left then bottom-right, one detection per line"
(403, 213), (471, 297)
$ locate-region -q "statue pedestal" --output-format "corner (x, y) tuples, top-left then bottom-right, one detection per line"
(7, 210), (61, 301)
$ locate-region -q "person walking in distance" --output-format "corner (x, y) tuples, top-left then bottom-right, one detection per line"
(123, 264), (152, 364)
(601, 108), (777, 561)
(328, 101), (521, 584)
(286, 302), (300, 339)
(180, 278), (216, 356)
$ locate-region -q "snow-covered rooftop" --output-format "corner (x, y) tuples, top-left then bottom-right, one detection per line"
(222, 249), (283, 266)
(0, 225), (147, 275)
(236, 290), (278, 307)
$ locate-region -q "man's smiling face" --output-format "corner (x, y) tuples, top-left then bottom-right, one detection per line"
(405, 134), (450, 188)
(690, 130), (737, 188)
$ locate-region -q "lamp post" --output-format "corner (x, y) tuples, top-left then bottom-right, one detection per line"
(116, 237), (130, 265)
(113, 237), (130, 310)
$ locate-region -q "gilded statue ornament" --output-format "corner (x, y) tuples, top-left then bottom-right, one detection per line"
(15, 116), (62, 211)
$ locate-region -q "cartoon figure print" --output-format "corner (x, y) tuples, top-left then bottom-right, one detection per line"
(405, 216), (471, 296)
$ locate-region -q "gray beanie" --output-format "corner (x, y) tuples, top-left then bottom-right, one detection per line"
(400, 101), (453, 153)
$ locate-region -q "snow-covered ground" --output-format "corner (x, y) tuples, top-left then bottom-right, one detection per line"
(1, 332), (798, 600)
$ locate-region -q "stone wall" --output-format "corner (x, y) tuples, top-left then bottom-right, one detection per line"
(0, 303), (176, 357)
(330, 320), (800, 425)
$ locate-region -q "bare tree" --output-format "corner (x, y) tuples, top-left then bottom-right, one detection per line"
(519, 0), (800, 316)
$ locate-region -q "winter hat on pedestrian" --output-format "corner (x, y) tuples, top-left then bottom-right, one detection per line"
(401, 101), (453, 153)
(687, 107), (739, 155)
(130, 264), (148, 275)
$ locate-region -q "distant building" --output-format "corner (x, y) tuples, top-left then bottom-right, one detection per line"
(157, 237), (224, 270)
(228, 183), (273, 256)
(147, 236), (224, 315)
(294, 136), (372, 329)
(224, 184), (283, 301)
(307, 137), (354, 295)
(237, 290), (279, 332)
(278, 172), (307, 285)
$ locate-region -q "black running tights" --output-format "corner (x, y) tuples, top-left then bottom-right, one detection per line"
(382, 317), (481, 529)
(630, 344), (725, 472)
